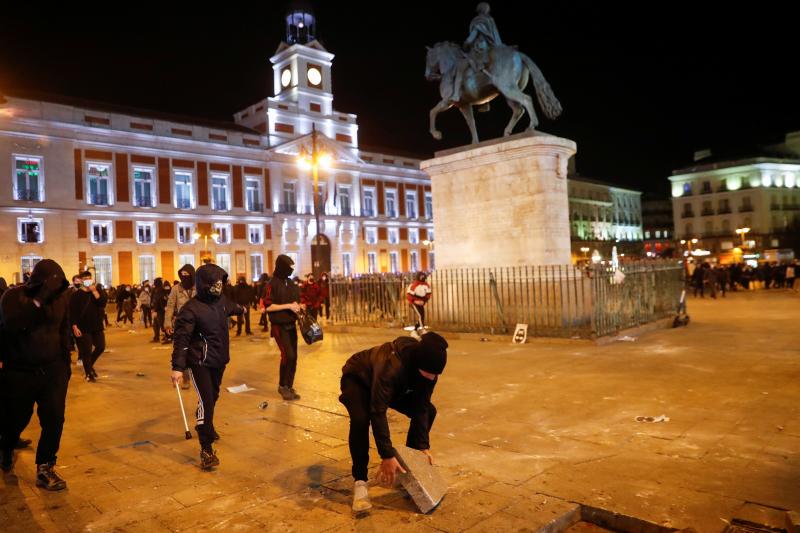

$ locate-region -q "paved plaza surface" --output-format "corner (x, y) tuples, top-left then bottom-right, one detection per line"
(1, 290), (799, 532)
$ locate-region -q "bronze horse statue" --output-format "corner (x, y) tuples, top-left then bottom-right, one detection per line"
(425, 41), (562, 144)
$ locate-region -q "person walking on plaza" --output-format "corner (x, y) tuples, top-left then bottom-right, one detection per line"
(114, 284), (129, 325)
(319, 272), (331, 320)
(703, 263), (717, 299)
(787, 260), (798, 291)
(139, 284), (152, 328)
(265, 255), (304, 401)
(69, 271), (108, 382)
(151, 278), (169, 343)
(692, 264), (705, 298)
(164, 264), (196, 387)
(407, 272), (432, 330)
(301, 274), (323, 321)
(0, 259), (72, 490)
(233, 276), (255, 336)
(170, 264), (243, 471)
(339, 331), (448, 512)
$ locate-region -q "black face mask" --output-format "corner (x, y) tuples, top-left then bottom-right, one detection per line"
(274, 255), (294, 279)
(180, 277), (193, 290)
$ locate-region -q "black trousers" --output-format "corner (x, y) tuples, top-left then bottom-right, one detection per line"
(339, 375), (437, 481)
(324, 297), (331, 319)
(308, 307), (320, 321)
(76, 330), (105, 377)
(236, 310), (251, 334)
(188, 364), (225, 449)
(153, 312), (164, 340)
(412, 304), (426, 328)
(0, 360), (71, 465)
(272, 324), (298, 388)
(116, 303), (125, 322)
(141, 305), (151, 327)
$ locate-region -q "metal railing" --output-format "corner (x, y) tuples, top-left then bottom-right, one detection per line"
(277, 204), (298, 214)
(135, 195), (152, 207)
(89, 193), (109, 206)
(176, 198), (192, 209)
(247, 202), (264, 213)
(212, 199), (228, 211)
(330, 261), (683, 339)
(16, 189), (40, 201)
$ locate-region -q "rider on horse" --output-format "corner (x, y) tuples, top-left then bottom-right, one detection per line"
(451, 3), (503, 105)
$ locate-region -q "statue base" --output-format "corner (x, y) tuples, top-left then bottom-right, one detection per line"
(421, 131), (577, 269)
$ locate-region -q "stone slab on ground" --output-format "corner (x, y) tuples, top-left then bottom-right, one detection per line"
(395, 445), (448, 514)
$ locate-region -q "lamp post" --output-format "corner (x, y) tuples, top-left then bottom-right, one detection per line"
(297, 123), (332, 277)
(193, 231), (219, 263)
(580, 246), (590, 264)
(735, 227), (751, 248)
(680, 238), (698, 278)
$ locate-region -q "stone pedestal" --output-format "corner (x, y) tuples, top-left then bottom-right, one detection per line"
(421, 131), (576, 269)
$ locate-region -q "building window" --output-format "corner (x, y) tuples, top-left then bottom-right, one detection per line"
(177, 223), (194, 244)
(282, 182), (296, 212)
(139, 255), (156, 283)
(428, 229), (434, 242)
(90, 221), (113, 244)
(136, 222), (155, 244)
(179, 254), (195, 267)
(93, 256), (113, 287)
(367, 252), (377, 274)
(389, 251), (399, 273)
(410, 251), (419, 272)
(248, 224), (263, 244)
(365, 227), (378, 244)
(214, 223), (231, 244)
(385, 190), (397, 218)
(425, 192), (433, 220)
(21, 256), (42, 280)
(337, 185), (351, 216)
(682, 183), (692, 196)
(664, 230), (669, 238)
(133, 167), (155, 207)
(174, 171), (194, 209)
(362, 188), (375, 217)
(245, 177), (262, 212)
(18, 218), (43, 243)
(405, 190), (417, 219)
(211, 174), (229, 211)
(644, 231), (651, 239)
(250, 254), (263, 281)
(429, 252), (435, 270)
(14, 155), (44, 202)
(216, 254), (231, 275)
(388, 228), (399, 244)
(87, 163), (112, 206)
(342, 253), (352, 277)
(409, 228), (419, 244)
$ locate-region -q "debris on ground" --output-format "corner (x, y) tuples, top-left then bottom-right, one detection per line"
(616, 336), (637, 342)
(480, 338), (489, 342)
(258, 401), (269, 409)
(635, 415), (670, 423)
(136, 372), (145, 377)
(226, 384), (256, 394)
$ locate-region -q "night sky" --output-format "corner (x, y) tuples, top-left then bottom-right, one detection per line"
(2, 2), (799, 196)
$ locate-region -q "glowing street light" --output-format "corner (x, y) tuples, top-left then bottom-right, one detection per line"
(297, 123), (333, 277)
(193, 231), (220, 263)
(735, 227), (751, 247)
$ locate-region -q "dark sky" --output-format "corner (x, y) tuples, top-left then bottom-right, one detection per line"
(2, 2), (799, 196)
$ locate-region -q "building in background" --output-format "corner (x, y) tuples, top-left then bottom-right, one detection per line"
(641, 195), (675, 258)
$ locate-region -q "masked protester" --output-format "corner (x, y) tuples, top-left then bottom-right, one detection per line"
(264, 255), (304, 401)
(138, 284), (152, 328)
(0, 259), (72, 490)
(170, 264), (243, 470)
(233, 276), (255, 336)
(165, 264), (196, 387)
(69, 271), (109, 382)
(406, 272), (432, 331)
(151, 278), (169, 343)
(301, 274), (323, 321)
(339, 332), (448, 512)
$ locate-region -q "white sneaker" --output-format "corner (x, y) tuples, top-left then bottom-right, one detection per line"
(352, 480), (372, 513)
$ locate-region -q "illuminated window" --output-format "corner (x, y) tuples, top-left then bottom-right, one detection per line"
(216, 254), (231, 275)
(133, 168), (155, 207)
(367, 252), (377, 274)
(87, 163), (112, 206)
(211, 174), (230, 211)
(14, 155), (44, 202)
(90, 221), (113, 244)
(245, 177), (262, 212)
(248, 224), (263, 244)
(214, 223), (231, 244)
(138, 256), (156, 282)
(362, 188), (376, 217)
(409, 228), (419, 244)
(177, 223), (194, 244)
(174, 171), (194, 209)
(250, 254), (263, 281)
(388, 228), (399, 244)
(385, 190), (397, 218)
(365, 227), (378, 245)
(136, 222), (155, 244)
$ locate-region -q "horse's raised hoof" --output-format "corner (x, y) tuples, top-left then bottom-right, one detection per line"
(431, 131), (442, 140)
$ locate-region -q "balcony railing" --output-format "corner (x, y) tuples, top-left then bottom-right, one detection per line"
(176, 198), (192, 209)
(338, 207), (352, 217)
(739, 205), (754, 213)
(681, 211), (695, 219)
(277, 204), (298, 214)
(135, 195), (153, 207)
(362, 208), (375, 217)
(701, 209), (715, 216)
(246, 202), (264, 213)
(717, 207), (732, 214)
(89, 193), (109, 206)
(212, 199), (228, 211)
(15, 189), (40, 202)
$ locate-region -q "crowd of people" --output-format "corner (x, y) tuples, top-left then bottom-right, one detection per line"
(1, 256), (448, 513)
(688, 260), (799, 298)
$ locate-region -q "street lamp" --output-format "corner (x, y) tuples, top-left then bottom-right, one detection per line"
(735, 227), (751, 248)
(297, 123), (332, 277)
(580, 246), (590, 262)
(193, 231), (219, 263)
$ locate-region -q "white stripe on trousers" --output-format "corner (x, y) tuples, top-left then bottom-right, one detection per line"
(189, 368), (205, 425)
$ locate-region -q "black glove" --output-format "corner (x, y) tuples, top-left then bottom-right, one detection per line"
(36, 274), (67, 304)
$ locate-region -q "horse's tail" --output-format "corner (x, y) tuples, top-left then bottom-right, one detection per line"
(519, 52), (562, 120)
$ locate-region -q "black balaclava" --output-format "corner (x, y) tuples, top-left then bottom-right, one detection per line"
(408, 331), (448, 375)
(24, 259), (69, 301)
(237, 276), (246, 285)
(179, 264), (196, 290)
(195, 263), (227, 303)
(154, 277), (163, 291)
(274, 254), (294, 280)
(417, 272), (427, 282)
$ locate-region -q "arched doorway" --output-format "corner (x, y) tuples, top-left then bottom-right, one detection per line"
(311, 233), (332, 277)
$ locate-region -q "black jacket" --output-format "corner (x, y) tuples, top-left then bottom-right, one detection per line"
(152, 280), (169, 314)
(265, 275), (300, 325)
(69, 287), (108, 333)
(0, 259), (71, 369)
(171, 264), (243, 371)
(233, 281), (255, 307)
(341, 336), (437, 458)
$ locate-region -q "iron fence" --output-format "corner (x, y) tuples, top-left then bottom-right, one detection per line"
(329, 261), (684, 339)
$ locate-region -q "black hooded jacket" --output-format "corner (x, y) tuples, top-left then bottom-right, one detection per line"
(171, 264), (244, 371)
(233, 279), (255, 307)
(0, 259), (71, 369)
(341, 336), (438, 458)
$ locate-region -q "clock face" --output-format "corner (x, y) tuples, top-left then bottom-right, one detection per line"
(307, 67), (322, 87)
(281, 68), (292, 88)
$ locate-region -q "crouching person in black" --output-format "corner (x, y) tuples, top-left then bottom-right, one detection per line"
(339, 331), (448, 512)
(170, 264), (243, 470)
(0, 259), (71, 490)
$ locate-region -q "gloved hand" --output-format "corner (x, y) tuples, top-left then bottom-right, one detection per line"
(35, 274), (67, 304)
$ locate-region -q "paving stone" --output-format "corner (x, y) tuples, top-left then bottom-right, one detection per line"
(394, 445), (448, 514)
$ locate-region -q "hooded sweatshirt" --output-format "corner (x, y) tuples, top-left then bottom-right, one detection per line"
(265, 255), (300, 326)
(171, 264), (243, 370)
(0, 259), (71, 369)
(165, 264), (196, 327)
